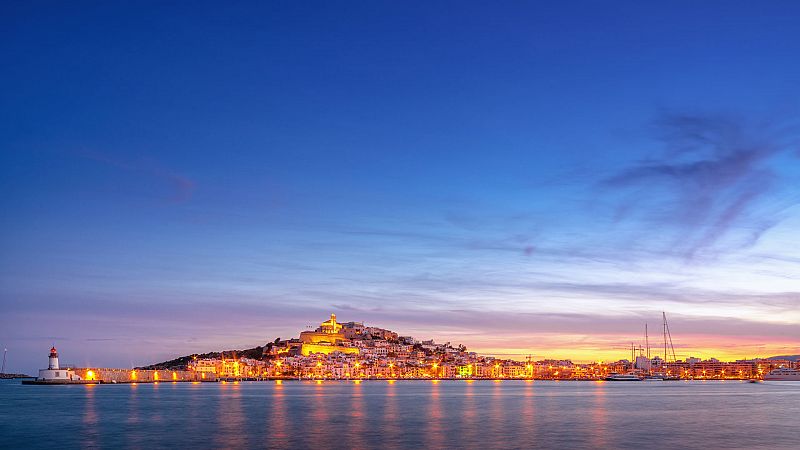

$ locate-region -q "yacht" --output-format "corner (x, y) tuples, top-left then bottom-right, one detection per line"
(605, 372), (641, 381)
(763, 367), (800, 381)
(643, 372), (680, 381)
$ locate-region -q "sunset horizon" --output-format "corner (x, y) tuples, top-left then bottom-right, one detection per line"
(7, 308), (797, 374)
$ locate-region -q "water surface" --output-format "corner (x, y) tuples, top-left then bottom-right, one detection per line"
(1, 379), (798, 449)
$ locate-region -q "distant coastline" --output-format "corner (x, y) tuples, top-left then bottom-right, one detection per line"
(0, 373), (32, 379)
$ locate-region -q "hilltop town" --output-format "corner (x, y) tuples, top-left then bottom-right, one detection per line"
(142, 313), (797, 381)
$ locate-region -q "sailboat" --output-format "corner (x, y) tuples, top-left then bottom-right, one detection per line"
(642, 324), (663, 381)
(660, 312), (680, 380)
(641, 314), (681, 380)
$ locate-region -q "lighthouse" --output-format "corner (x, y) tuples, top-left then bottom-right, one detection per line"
(33, 345), (78, 383)
(48, 346), (59, 370)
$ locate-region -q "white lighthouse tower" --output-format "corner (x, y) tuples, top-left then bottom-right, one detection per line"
(36, 346), (77, 382)
(48, 346), (59, 370)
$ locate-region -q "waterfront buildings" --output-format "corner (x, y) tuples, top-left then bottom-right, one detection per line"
(177, 314), (799, 381)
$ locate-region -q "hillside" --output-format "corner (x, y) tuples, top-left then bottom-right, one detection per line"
(139, 345), (266, 370)
(765, 355), (800, 362)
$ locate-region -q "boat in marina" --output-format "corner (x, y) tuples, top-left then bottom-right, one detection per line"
(636, 313), (682, 381)
(646, 372), (680, 381)
(763, 368), (800, 381)
(605, 372), (641, 381)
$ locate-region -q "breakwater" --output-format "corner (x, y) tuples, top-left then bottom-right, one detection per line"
(71, 368), (214, 383)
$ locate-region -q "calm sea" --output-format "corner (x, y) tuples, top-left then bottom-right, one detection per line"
(1, 379), (798, 449)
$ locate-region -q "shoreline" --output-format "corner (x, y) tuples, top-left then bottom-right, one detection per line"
(17, 377), (768, 385)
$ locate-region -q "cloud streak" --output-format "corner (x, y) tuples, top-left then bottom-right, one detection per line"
(79, 150), (196, 203)
(602, 112), (799, 259)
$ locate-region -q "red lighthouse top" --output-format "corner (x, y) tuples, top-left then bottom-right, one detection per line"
(49, 346), (58, 357)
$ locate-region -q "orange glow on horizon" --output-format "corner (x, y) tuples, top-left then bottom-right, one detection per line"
(468, 335), (800, 364)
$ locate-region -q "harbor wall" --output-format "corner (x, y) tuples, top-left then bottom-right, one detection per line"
(72, 368), (215, 383)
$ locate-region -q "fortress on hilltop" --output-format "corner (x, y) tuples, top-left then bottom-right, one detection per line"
(298, 313), (360, 356)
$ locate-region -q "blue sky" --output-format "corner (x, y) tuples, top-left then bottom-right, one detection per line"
(2, 1), (800, 373)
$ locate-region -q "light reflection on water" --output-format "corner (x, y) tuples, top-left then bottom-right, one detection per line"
(520, 380), (536, 444)
(426, 380), (443, 449)
(81, 384), (98, 448)
(216, 381), (247, 448)
(348, 380), (366, 450)
(2, 380), (799, 449)
(592, 381), (608, 448)
(126, 382), (141, 448)
(381, 380), (401, 447)
(269, 381), (289, 447)
(308, 381), (329, 449)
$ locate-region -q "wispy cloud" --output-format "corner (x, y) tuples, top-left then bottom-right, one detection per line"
(78, 150), (196, 203)
(602, 112), (800, 259)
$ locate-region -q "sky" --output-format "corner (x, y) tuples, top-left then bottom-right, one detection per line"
(2, 1), (799, 374)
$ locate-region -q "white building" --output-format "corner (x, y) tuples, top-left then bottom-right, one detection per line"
(635, 355), (651, 370)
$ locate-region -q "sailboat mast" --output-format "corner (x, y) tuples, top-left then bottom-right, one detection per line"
(663, 312), (668, 364)
(1, 348), (6, 375)
(631, 342), (634, 366)
(645, 323), (650, 374)
(665, 313), (677, 362)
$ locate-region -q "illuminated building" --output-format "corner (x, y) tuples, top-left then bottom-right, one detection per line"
(298, 314), (359, 356)
(190, 359), (220, 375)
